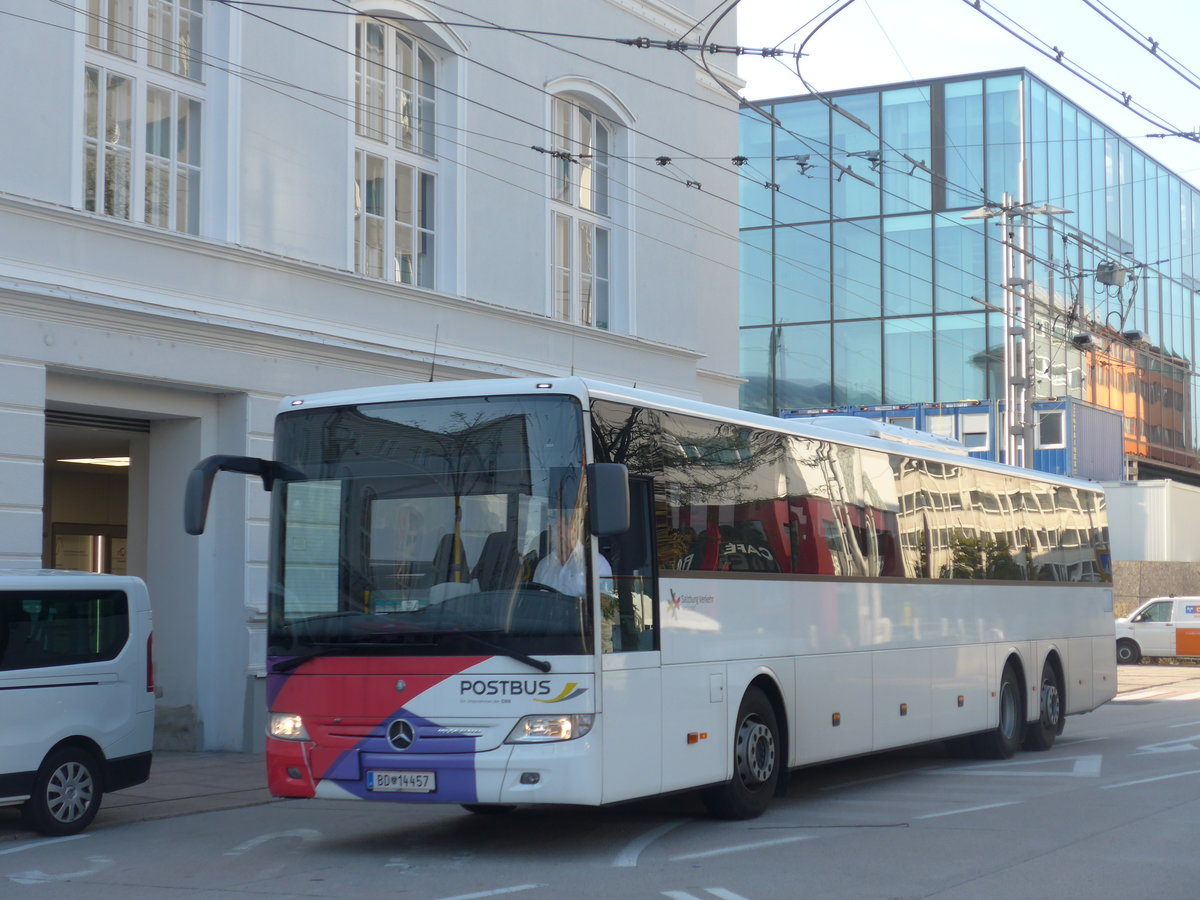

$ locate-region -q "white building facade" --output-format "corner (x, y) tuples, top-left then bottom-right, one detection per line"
(0, 0), (742, 750)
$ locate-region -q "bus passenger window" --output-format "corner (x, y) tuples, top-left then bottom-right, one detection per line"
(600, 477), (658, 653)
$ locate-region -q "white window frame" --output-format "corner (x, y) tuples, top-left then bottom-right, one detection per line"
(353, 17), (439, 289)
(82, 0), (205, 235)
(548, 94), (614, 329)
(926, 415), (955, 438)
(959, 413), (990, 451)
(1036, 409), (1067, 449)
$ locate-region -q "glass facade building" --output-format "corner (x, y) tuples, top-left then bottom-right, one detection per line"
(740, 69), (1200, 478)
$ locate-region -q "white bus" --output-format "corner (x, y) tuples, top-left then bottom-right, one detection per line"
(0, 571), (155, 834)
(186, 378), (1115, 819)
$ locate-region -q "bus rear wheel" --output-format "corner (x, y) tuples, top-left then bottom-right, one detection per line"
(701, 687), (780, 820)
(21, 747), (103, 836)
(971, 663), (1024, 759)
(1023, 660), (1063, 751)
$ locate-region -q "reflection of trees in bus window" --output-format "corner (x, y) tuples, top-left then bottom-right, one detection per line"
(591, 397), (1106, 585)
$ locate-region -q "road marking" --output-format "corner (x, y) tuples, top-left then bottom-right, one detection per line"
(8, 855), (111, 885)
(225, 828), (322, 856)
(662, 891), (750, 900)
(1113, 688), (1170, 701)
(613, 819), (687, 868)
(432, 885), (543, 900)
(915, 801), (1021, 819)
(1112, 688), (1200, 702)
(669, 834), (813, 861)
(1101, 769), (1200, 790)
(921, 754), (1102, 777)
(1133, 734), (1200, 755)
(0, 835), (89, 857)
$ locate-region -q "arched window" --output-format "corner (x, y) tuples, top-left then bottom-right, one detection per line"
(549, 92), (621, 330)
(353, 15), (441, 288)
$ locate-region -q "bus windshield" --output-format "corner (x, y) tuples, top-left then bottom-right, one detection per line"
(267, 394), (594, 661)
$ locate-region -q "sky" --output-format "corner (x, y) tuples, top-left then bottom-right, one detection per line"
(735, 0), (1200, 190)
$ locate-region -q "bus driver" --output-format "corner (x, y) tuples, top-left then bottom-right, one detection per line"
(534, 505), (612, 597)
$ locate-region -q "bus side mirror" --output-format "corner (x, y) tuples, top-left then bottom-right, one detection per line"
(184, 455), (301, 535)
(587, 463), (630, 536)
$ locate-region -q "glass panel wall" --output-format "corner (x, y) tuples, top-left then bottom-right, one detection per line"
(740, 68), (1200, 473)
(832, 218), (880, 320)
(884, 317), (933, 403)
(740, 228), (772, 327)
(778, 323), (832, 409)
(834, 320), (881, 405)
(941, 80), (984, 209)
(776, 223), (831, 323)
(883, 214), (933, 316)
(881, 87), (932, 214)
(831, 92), (879, 219)
(775, 100), (829, 225)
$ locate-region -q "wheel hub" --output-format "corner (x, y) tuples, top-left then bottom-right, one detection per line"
(1041, 681), (1061, 727)
(736, 718), (775, 786)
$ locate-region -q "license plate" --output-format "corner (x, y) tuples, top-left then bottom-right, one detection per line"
(368, 770), (436, 793)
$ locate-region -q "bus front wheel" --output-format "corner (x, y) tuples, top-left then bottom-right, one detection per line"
(971, 663), (1024, 759)
(701, 686), (780, 820)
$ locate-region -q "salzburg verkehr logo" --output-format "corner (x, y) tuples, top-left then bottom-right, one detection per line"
(669, 588), (715, 618)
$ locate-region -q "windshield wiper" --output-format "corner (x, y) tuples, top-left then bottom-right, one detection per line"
(446, 631), (552, 673)
(271, 641), (399, 673)
(273, 634), (552, 674)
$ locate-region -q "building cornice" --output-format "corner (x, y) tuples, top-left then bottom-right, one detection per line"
(0, 194), (705, 388)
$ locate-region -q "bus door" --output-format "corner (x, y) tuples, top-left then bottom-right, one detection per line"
(599, 477), (661, 803)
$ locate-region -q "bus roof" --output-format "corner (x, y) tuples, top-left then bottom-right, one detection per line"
(279, 377), (1105, 494)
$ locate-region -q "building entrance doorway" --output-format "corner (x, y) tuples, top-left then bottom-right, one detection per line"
(43, 411), (147, 574)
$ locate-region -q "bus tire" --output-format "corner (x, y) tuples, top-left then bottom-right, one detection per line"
(701, 686), (780, 820)
(21, 747), (103, 836)
(1116, 639), (1141, 665)
(1023, 660), (1063, 751)
(971, 663), (1024, 759)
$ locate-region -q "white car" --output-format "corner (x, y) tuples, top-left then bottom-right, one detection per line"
(0, 571), (155, 834)
(1115, 595), (1200, 665)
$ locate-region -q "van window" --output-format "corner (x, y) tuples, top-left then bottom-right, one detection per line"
(0, 590), (129, 671)
(1135, 600), (1174, 623)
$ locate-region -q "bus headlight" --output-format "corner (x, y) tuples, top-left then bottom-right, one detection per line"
(268, 712), (310, 741)
(505, 714), (594, 743)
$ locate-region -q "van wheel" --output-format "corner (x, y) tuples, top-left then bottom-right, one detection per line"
(1116, 639), (1141, 665)
(971, 663), (1024, 759)
(701, 687), (780, 820)
(1023, 660), (1063, 751)
(21, 747), (103, 836)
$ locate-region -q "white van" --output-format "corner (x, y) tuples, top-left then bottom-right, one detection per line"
(0, 571), (154, 835)
(1116, 595), (1200, 665)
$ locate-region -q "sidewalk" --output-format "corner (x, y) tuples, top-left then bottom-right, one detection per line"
(98, 750), (274, 828)
(5, 663), (1198, 839)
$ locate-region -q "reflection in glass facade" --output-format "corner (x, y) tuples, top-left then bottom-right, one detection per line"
(740, 69), (1200, 476)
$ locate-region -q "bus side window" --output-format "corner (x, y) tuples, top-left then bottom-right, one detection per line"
(600, 477), (658, 653)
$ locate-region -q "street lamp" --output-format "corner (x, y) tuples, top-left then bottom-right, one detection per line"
(963, 196), (1072, 468)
